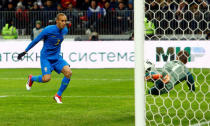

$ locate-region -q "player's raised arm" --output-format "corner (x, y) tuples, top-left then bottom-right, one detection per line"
(17, 28), (47, 60)
(25, 28), (47, 52)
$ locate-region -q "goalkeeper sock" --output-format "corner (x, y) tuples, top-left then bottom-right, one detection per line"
(57, 77), (70, 96)
(31, 75), (43, 82)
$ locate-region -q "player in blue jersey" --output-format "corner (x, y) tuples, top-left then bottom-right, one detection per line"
(17, 13), (72, 104)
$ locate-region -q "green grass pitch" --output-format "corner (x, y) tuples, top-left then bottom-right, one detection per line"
(0, 68), (209, 126)
(0, 68), (134, 126)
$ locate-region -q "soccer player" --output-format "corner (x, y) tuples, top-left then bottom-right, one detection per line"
(17, 13), (72, 104)
(145, 50), (195, 95)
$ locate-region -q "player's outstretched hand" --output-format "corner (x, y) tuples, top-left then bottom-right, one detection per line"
(17, 52), (26, 60)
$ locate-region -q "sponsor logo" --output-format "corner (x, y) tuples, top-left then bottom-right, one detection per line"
(156, 47), (205, 62)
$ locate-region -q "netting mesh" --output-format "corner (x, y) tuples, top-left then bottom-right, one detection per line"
(145, 0), (209, 40)
(145, 0), (210, 125)
(146, 67), (209, 125)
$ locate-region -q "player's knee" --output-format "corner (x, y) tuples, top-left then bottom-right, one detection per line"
(62, 66), (72, 78)
(64, 70), (72, 78)
(70, 70), (72, 76)
(42, 76), (51, 82)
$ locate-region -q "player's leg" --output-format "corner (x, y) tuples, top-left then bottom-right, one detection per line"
(53, 59), (71, 103)
(30, 74), (51, 83)
(57, 65), (72, 96)
(54, 66), (72, 104)
(26, 58), (52, 90)
(42, 74), (51, 82)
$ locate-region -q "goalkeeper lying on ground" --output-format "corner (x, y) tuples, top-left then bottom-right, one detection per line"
(145, 50), (195, 95)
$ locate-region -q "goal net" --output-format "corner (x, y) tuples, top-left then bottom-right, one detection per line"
(144, 0), (209, 125)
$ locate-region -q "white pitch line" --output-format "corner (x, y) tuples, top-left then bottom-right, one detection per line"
(0, 78), (133, 81)
(191, 121), (210, 126)
(0, 96), (7, 98)
(1, 95), (134, 98)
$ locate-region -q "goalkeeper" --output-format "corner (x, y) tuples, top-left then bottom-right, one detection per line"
(145, 50), (195, 95)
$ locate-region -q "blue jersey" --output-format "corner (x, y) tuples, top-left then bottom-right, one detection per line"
(25, 25), (68, 60)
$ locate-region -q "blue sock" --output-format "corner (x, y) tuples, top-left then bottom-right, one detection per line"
(57, 77), (70, 96)
(31, 75), (43, 83)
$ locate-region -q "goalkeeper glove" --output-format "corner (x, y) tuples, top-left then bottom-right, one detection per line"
(17, 52), (26, 60)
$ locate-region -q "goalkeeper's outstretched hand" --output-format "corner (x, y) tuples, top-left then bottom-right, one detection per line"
(17, 52), (26, 60)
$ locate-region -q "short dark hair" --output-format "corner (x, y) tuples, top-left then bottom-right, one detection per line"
(56, 13), (66, 20)
(177, 50), (189, 64)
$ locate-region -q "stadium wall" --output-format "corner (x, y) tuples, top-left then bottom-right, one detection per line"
(0, 40), (210, 68)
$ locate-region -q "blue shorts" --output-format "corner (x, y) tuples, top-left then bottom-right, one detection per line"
(40, 57), (69, 75)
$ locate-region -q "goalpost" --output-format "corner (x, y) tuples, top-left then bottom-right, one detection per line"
(134, 0), (145, 126)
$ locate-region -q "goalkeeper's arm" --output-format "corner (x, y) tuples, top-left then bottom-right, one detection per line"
(145, 72), (163, 82)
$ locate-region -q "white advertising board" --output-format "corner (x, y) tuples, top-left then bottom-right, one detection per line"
(144, 41), (210, 68)
(0, 40), (209, 68)
(0, 40), (134, 68)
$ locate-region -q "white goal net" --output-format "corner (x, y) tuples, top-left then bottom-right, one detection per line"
(145, 0), (209, 40)
(144, 0), (209, 125)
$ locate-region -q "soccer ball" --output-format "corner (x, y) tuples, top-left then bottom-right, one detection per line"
(144, 60), (155, 72)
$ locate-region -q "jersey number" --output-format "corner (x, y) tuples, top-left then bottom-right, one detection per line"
(55, 39), (60, 45)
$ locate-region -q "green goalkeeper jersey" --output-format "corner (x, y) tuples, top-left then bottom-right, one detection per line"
(146, 60), (195, 95)
(160, 60), (194, 92)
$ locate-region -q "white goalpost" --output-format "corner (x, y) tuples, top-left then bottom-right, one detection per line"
(134, 0), (145, 126)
